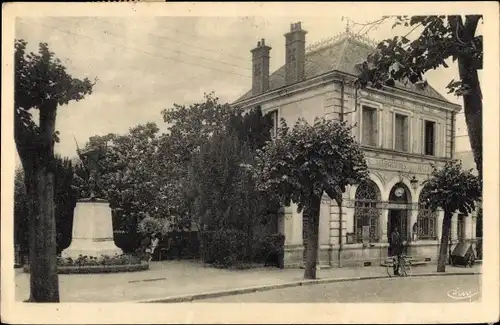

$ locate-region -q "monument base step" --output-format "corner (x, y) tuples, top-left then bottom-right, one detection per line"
(62, 239), (123, 259)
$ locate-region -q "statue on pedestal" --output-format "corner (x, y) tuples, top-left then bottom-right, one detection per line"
(63, 137), (122, 259)
(72, 138), (107, 200)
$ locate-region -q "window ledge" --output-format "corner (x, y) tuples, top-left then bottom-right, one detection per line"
(344, 242), (388, 249)
(410, 240), (439, 246)
(360, 146), (450, 162)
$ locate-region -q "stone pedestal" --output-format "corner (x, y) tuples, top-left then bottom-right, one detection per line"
(62, 199), (122, 259)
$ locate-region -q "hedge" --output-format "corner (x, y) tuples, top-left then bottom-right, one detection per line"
(23, 262), (149, 274)
(200, 229), (285, 268)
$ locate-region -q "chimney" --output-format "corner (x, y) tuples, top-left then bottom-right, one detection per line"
(284, 22), (307, 85)
(251, 38), (271, 96)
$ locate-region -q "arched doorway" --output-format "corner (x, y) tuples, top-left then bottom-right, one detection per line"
(388, 182), (411, 253)
(354, 180), (381, 243)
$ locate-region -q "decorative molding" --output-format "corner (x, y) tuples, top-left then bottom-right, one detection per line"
(370, 170), (388, 183)
(305, 31), (379, 55)
(235, 69), (460, 115)
(344, 199), (421, 210)
(361, 144), (450, 163)
(365, 155), (436, 175)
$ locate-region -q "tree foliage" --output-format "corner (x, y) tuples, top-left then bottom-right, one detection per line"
(161, 92), (240, 164)
(76, 94), (278, 261)
(254, 117), (369, 278)
(421, 160), (481, 214)
(420, 160), (481, 272)
(190, 106), (280, 266)
(52, 156), (78, 253)
(354, 15), (483, 180)
(15, 40), (95, 160)
(355, 15), (482, 95)
(189, 105), (276, 232)
(153, 93), (242, 227)
(190, 132), (275, 233)
(76, 123), (161, 252)
(254, 118), (369, 211)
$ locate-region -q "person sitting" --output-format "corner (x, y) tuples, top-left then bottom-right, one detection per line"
(145, 232), (160, 263)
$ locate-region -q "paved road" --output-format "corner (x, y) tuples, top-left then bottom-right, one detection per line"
(198, 274), (481, 303)
(14, 261), (480, 302)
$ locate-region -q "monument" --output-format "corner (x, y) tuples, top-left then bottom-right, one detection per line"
(62, 143), (123, 259)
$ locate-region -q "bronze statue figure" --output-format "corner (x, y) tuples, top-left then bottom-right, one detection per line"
(73, 135), (107, 200)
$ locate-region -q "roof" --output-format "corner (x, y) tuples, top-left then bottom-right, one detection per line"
(235, 33), (450, 104)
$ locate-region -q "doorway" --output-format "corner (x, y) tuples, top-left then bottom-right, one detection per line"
(387, 182), (411, 255)
(388, 209), (408, 241)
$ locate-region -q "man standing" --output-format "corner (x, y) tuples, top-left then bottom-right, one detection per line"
(390, 227), (403, 275)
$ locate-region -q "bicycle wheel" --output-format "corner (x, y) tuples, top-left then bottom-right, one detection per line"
(402, 259), (412, 277)
(386, 257), (394, 277)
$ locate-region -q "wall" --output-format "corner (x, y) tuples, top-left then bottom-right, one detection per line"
(454, 112), (472, 152)
(260, 83), (338, 126)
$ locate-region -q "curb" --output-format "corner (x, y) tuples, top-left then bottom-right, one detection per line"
(23, 261), (149, 274)
(138, 270), (481, 303)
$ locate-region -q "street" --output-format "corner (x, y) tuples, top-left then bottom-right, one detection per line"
(197, 274), (481, 303)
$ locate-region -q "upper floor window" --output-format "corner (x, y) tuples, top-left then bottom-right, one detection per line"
(268, 110), (278, 138)
(361, 105), (378, 146)
(394, 113), (409, 152)
(424, 120), (436, 156)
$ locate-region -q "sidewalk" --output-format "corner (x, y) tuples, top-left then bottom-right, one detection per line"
(14, 260), (481, 303)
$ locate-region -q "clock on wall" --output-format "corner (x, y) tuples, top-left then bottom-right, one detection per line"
(394, 187), (405, 198)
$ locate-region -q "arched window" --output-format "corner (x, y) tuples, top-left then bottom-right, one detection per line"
(417, 187), (437, 240)
(354, 180), (380, 243)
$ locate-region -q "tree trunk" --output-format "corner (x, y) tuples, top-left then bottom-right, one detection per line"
(303, 197), (321, 279)
(456, 15), (483, 181)
(15, 101), (60, 302)
(437, 211), (453, 272)
(28, 166), (60, 302)
(458, 61), (482, 181)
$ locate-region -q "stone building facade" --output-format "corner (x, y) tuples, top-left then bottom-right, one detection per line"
(233, 22), (479, 268)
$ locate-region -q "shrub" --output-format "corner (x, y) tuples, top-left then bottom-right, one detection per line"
(254, 233), (285, 267)
(200, 228), (252, 267)
(138, 216), (164, 235)
(57, 254), (141, 267)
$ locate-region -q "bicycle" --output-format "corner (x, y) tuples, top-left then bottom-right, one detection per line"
(386, 254), (412, 277)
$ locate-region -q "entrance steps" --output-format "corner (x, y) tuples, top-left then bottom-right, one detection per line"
(380, 256), (431, 267)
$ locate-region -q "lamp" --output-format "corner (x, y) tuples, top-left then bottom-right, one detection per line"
(410, 175), (418, 190)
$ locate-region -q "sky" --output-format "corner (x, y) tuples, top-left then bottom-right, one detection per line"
(14, 14), (477, 161)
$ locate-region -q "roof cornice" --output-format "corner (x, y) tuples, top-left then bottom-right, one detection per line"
(232, 70), (461, 113)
